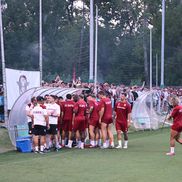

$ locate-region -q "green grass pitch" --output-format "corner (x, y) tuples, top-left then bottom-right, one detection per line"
(0, 128), (182, 182)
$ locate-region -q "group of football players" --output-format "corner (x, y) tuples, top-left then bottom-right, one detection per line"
(26, 91), (132, 153)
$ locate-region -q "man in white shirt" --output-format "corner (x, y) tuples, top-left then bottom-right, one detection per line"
(31, 96), (49, 154)
(45, 95), (61, 151)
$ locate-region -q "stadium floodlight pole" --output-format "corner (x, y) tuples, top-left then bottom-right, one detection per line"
(148, 24), (153, 92)
(89, 0), (94, 82)
(0, 0), (8, 126)
(148, 24), (153, 129)
(39, 0), (43, 86)
(94, 5), (98, 94)
(160, 0), (165, 88)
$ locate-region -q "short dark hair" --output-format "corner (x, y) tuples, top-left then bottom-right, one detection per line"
(37, 96), (44, 102)
(98, 90), (105, 96)
(31, 97), (36, 102)
(79, 94), (84, 99)
(121, 92), (127, 97)
(66, 94), (72, 99)
(59, 96), (63, 100)
(73, 94), (79, 102)
(50, 95), (56, 100)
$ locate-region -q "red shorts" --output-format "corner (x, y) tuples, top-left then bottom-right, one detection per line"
(73, 117), (85, 132)
(101, 118), (113, 125)
(89, 119), (99, 128)
(62, 119), (72, 132)
(115, 121), (128, 132)
(171, 123), (182, 132)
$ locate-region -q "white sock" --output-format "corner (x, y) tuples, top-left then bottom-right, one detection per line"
(111, 141), (114, 147)
(95, 140), (98, 146)
(49, 140), (53, 148)
(118, 140), (122, 146)
(68, 140), (73, 147)
(62, 140), (65, 146)
(106, 140), (110, 147)
(80, 142), (84, 149)
(124, 140), (128, 146)
(40, 145), (44, 152)
(56, 142), (60, 148)
(78, 141), (81, 148)
(90, 140), (95, 146)
(170, 147), (175, 153)
(35, 146), (39, 151)
(103, 142), (107, 148)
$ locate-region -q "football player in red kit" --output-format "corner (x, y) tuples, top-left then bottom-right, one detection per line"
(62, 94), (75, 147)
(67, 94), (87, 149)
(87, 94), (100, 147)
(98, 91), (114, 148)
(57, 96), (64, 143)
(114, 92), (131, 149)
(166, 96), (182, 156)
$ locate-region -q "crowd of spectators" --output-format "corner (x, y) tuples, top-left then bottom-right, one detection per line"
(42, 75), (182, 111)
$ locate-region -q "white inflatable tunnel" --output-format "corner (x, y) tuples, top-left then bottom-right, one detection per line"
(132, 91), (161, 130)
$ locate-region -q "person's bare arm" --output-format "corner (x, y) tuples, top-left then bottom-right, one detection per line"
(127, 113), (131, 127)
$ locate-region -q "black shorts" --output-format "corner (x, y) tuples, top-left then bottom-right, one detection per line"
(28, 122), (33, 135)
(47, 124), (58, 135)
(33, 125), (46, 136)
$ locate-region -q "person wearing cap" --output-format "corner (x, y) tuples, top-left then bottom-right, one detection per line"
(114, 93), (131, 149)
(30, 96), (49, 154)
(45, 95), (61, 151)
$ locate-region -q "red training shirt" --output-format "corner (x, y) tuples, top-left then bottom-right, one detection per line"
(114, 101), (131, 124)
(62, 100), (75, 121)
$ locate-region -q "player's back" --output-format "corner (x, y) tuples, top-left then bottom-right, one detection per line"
(63, 100), (75, 120)
(101, 97), (112, 120)
(31, 104), (47, 126)
(74, 100), (87, 118)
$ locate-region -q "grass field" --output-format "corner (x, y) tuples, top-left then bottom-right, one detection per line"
(0, 128), (182, 182)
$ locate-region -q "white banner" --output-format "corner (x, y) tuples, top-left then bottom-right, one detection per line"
(5, 68), (40, 109)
